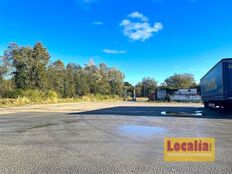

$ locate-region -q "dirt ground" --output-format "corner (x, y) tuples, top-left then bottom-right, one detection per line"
(0, 101), (203, 115)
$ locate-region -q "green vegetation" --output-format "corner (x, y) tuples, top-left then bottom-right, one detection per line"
(135, 77), (158, 97)
(0, 42), (124, 105)
(162, 73), (197, 90)
(0, 92), (121, 107)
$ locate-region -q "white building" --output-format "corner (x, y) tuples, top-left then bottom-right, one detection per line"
(171, 89), (201, 102)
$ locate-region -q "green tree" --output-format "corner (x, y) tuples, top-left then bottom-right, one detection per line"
(108, 68), (124, 96)
(12, 42), (50, 90)
(64, 63), (80, 98)
(47, 60), (65, 97)
(84, 64), (101, 94)
(135, 83), (142, 97)
(124, 82), (134, 97)
(164, 73), (197, 90)
(79, 69), (90, 95)
(98, 63), (111, 95)
(136, 77), (158, 97)
(30, 42), (50, 90)
(0, 43), (18, 79)
(0, 43), (18, 97)
(13, 46), (32, 89)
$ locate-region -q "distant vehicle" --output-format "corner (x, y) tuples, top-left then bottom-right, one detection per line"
(200, 58), (232, 109)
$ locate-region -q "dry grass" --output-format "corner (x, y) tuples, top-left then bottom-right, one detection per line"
(0, 95), (122, 107)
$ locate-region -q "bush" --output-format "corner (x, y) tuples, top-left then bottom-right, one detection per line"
(19, 89), (45, 102)
(16, 97), (31, 104)
(0, 90), (121, 106)
(7, 89), (59, 103)
(46, 90), (58, 102)
(80, 94), (120, 101)
(0, 97), (30, 106)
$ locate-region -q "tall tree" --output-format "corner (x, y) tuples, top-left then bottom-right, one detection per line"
(108, 68), (124, 96)
(0, 43), (18, 97)
(0, 43), (18, 79)
(124, 82), (134, 97)
(136, 77), (158, 97)
(85, 64), (102, 94)
(98, 63), (111, 95)
(64, 63), (80, 98)
(135, 82), (142, 97)
(79, 69), (90, 95)
(47, 60), (65, 97)
(164, 73), (197, 90)
(12, 42), (50, 90)
(31, 42), (50, 90)
(13, 46), (32, 89)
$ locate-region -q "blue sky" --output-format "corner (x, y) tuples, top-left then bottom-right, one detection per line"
(0, 0), (232, 85)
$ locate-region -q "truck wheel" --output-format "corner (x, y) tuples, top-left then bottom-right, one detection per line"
(204, 102), (209, 108)
(223, 104), (231, 110)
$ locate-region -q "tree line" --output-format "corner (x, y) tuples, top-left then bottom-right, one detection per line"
(0, 42), (198, 99)
(0, 42), (124, 98)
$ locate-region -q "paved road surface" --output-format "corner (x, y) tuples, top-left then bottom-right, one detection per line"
(0, 103), (232, 174)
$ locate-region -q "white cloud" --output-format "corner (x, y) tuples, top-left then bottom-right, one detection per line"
(128, 12), (148, 22)
(120, 19), (131, 26)
(91, 21), (103, 25)
(120, 11), (164, 41)
(103, 49), (127, 54)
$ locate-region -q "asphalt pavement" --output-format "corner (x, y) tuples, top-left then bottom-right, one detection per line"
(0, 104), (232, 174)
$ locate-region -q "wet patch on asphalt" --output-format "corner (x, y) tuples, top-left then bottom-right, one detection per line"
(161, 111), (203, 116)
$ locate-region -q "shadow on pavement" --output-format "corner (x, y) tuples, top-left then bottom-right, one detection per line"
(68, 106), (232, 119)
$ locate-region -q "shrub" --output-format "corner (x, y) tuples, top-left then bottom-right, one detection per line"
(46, 90), (58, 102)
(16, 97), (31, 104)
(19, 89), (45, 103)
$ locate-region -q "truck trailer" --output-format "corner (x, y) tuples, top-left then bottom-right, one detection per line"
(200, 58), (232, 109)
